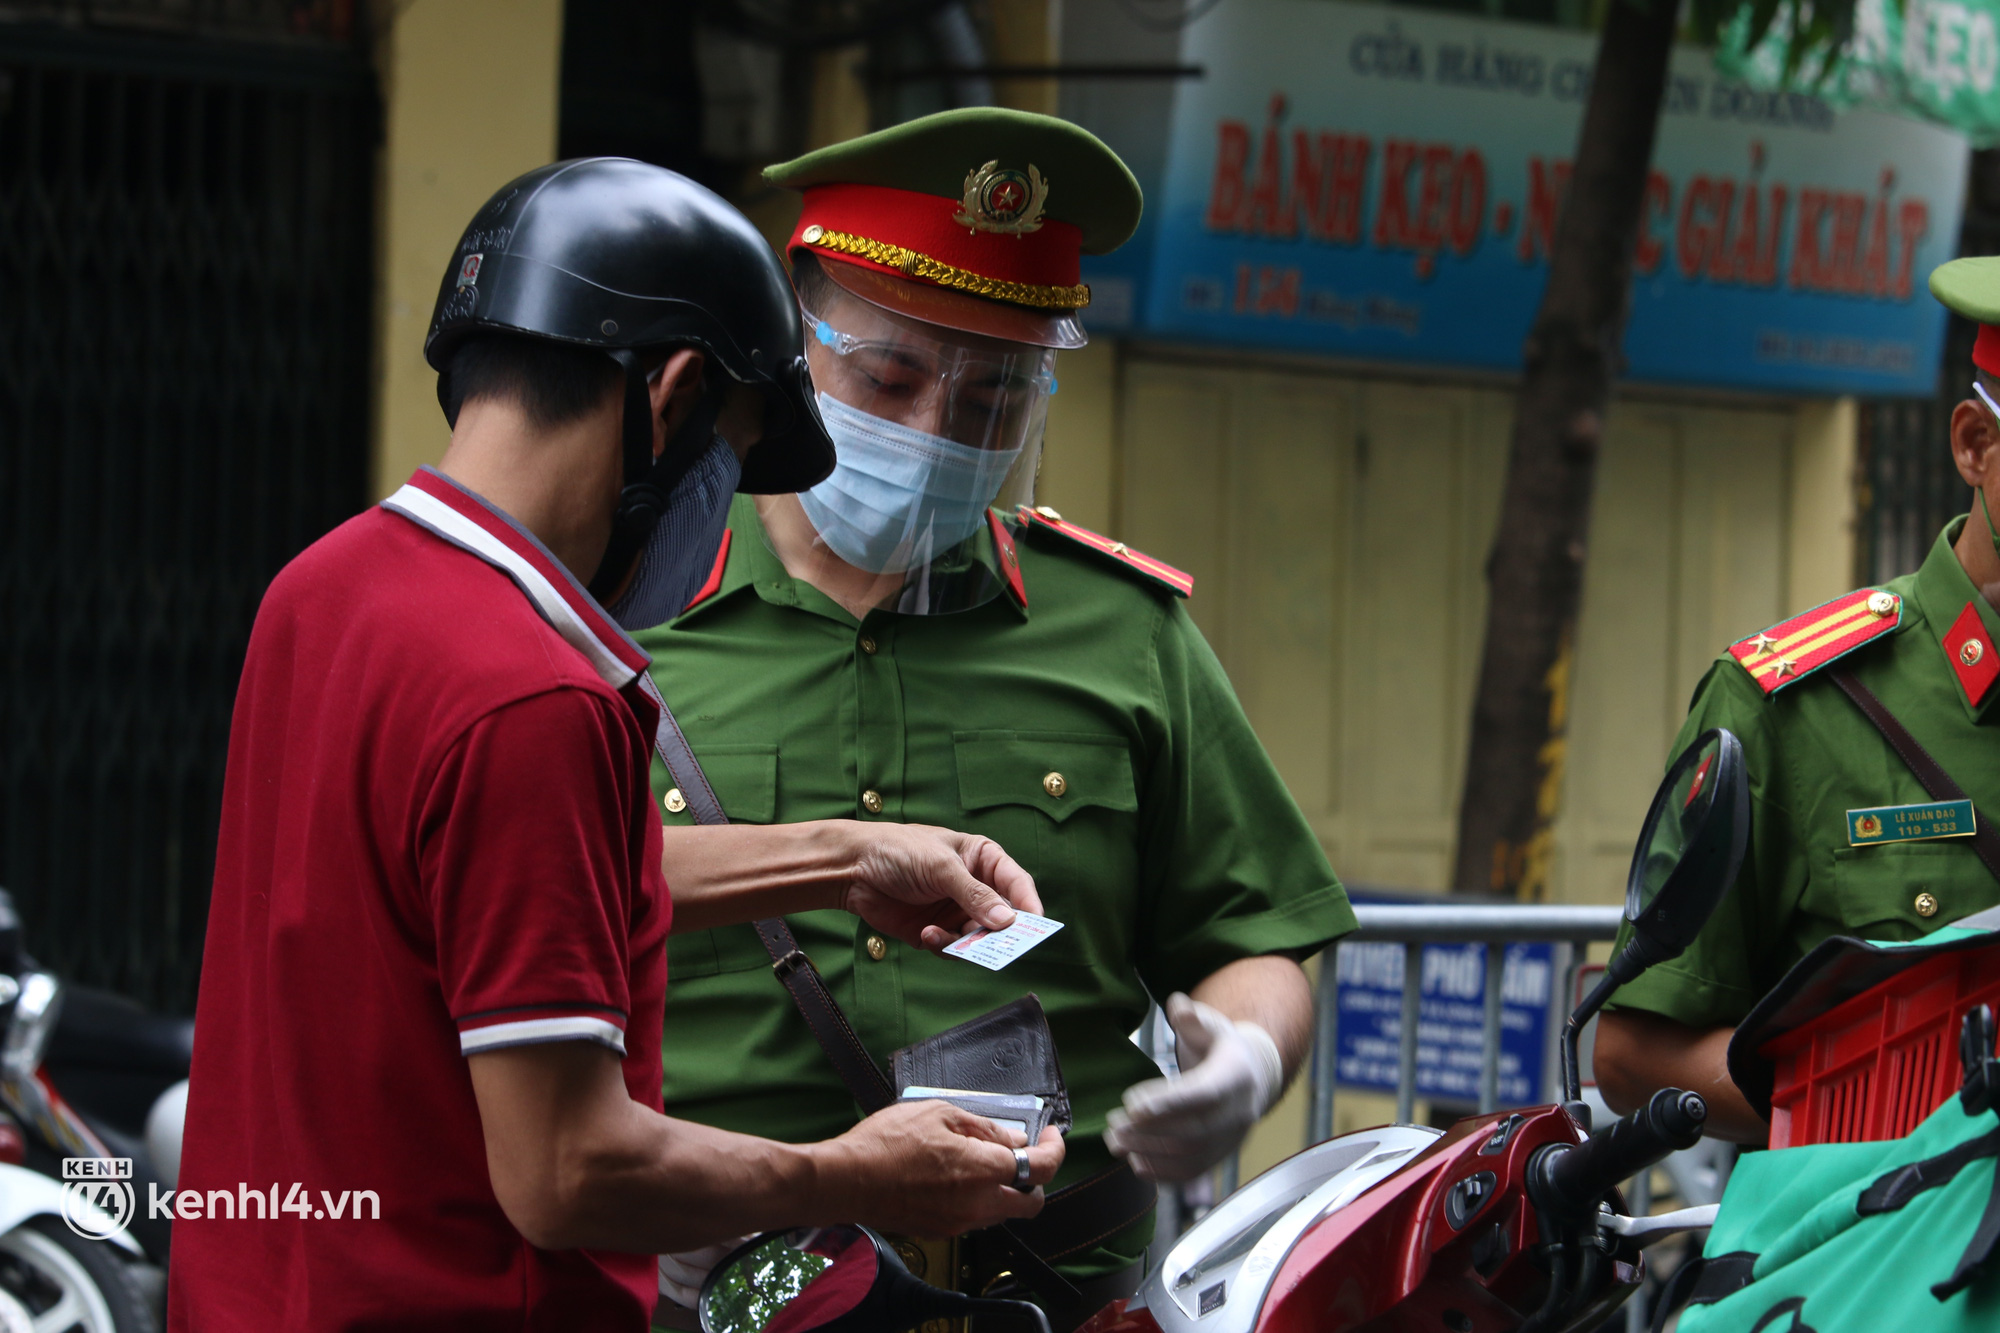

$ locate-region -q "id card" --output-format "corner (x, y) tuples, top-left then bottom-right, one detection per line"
(943, 912), (1065, 970)
(897, 1088), (1047, 1141)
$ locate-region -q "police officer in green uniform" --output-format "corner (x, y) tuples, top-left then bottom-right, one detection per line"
(641, 109), (1355, 1322)
(1597, 257), (2000, 1144)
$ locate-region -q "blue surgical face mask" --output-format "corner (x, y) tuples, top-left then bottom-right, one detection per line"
(798, 392), (1023, 575)
(606, 434), (741, 630)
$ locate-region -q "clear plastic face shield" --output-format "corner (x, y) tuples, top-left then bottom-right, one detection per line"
(1968, 380), (2000, 563)
(777, 258), (1060, 614)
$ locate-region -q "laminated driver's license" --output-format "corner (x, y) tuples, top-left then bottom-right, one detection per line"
(942, 911), (1065, 970)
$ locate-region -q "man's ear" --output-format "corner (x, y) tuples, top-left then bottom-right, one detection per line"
(647, 349), (707, 461)
(1951, 397), (1999, 487)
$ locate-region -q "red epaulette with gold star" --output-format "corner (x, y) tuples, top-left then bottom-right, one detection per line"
(1726, 587), (1903, 694)
(1017, 505), (1193, 599)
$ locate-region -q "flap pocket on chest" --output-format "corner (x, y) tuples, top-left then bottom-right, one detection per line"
(953, 732), (1137, 823)
(1830, 842), (2000, 938)
(674, 743), (778, 826)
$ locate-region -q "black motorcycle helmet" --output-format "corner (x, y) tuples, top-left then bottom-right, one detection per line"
(425, 158), (834, 598)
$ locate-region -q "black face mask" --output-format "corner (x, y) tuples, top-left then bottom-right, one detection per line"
(604, 436), (740, 630)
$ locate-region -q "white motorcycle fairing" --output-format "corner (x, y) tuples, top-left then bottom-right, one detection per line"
(1132, 1124), (1444, 1333)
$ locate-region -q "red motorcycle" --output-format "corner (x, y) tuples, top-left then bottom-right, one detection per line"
(693, 729), (1745, 1333)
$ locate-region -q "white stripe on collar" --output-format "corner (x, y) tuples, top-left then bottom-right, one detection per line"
(382, 483), (643, 692)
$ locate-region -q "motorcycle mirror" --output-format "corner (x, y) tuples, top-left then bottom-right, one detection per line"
(1558, 728), (1749, 1110)
(1621, 728), (1747, 968)
(698, 1226), (1050, 1333)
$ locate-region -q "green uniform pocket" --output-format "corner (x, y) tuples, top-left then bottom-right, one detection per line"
(666, 923), (771, 980)
(952, 731), (1138, 822)
(661, 743), (779, 982)
(1829, 842), (2000, 940)
(952, 732), (1138, 971)
(657, 742), (779, 826)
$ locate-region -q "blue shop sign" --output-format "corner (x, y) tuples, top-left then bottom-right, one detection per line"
(1082, 0), (1968, 396)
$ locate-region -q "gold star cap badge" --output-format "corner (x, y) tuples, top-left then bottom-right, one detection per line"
(955, 162), (1050, 235)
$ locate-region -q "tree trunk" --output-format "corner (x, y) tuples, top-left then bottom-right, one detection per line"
(1450, 0), (1683, 900)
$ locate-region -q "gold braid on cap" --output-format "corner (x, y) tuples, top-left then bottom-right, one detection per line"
(800, 226), (1091, 310)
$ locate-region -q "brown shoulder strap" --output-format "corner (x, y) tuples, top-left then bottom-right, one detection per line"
(751, 919), (895, 1111)
(1829, 668), (2000, 886)
(645, 685), (895, 1111)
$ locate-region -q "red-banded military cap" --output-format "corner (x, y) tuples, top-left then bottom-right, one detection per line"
(1930, 257), (2000, 374)
(764, 108), (1142, 349)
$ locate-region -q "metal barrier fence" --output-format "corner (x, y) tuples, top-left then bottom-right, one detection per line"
(1306, 902), (1627, 1141)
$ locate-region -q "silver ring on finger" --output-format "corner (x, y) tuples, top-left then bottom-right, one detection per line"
(1012, 1146), (1033, 1190)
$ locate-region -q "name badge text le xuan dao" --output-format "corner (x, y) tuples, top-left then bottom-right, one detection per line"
(1847, 799), (1977, 846)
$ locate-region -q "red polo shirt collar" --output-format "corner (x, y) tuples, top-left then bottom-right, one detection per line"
(381, 467), (652, 692)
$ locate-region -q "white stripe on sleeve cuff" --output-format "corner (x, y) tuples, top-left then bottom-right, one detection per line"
(459, 1016), (628, 1057)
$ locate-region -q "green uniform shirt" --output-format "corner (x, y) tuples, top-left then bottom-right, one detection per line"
(1609, 518), (2000, 1030)
(635, 498), (1355, 1271)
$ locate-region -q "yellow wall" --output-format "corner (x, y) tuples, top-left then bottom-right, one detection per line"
(1077, 354), (1847, 908)
(1044, 349), (1857, 1178)
(369, 0), (566, 499)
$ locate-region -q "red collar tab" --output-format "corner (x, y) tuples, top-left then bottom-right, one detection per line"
(682, 529), (733, 615)
(1726, 587), (1902, 694)
(380, 467), (651, 690)
(1018, 505), (1193, 599)
(1943, 600), (1999, 707)
(792, 182), (1088, 311)
(988, 510), (1027, 610)
(1976, 324), (2000, 377)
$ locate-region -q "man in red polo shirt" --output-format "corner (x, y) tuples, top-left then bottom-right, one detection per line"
(170, 161), (1060, 1331)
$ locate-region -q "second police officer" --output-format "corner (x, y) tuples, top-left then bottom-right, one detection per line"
(641, 109), (1358, 1325)
(1598, 257), (2000, 1142)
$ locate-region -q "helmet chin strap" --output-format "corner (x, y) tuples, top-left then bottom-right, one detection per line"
(588, 348), (725, 604)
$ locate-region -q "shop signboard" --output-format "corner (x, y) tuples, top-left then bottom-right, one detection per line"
(1088, 0), (1969, 395)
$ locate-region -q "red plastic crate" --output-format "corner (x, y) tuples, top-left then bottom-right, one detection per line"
(1762, 949), (2000, 1148)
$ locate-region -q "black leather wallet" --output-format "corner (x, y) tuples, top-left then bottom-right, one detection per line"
(891, 994), (1072, 1135)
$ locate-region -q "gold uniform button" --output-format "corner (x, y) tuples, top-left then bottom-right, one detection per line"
(861, 789), (884, 814)
(1868, 591), (1898, 617)
(865, 935), (888, 962)
(1916, 892), (1940, 918)
(801, 224), (825, 244)
(1035, 505), (1063, 521)
(1964, 638), (1987, 667)
(891, 1239), (927, 1278)
(859, 635), (878, 655)
(1043, 771), (1066, 798)
(663, 788), (687, 814)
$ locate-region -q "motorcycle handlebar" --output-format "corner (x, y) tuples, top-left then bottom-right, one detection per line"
(1531, 1087), (1707, 1224)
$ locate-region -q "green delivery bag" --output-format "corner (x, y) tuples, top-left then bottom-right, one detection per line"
(1670, 1097), (2000, 1332)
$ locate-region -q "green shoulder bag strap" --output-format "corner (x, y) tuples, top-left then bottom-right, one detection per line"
(1828, 670), (2000, 885)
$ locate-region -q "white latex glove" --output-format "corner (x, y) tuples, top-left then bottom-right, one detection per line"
(659, 1237), (751, 1309)
(1103, 993), (1283, 1184)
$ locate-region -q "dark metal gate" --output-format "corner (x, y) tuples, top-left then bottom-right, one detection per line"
(0, 15), (376, 1013)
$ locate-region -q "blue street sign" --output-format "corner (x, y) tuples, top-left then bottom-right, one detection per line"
(1334, 938), (1554, 1106)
